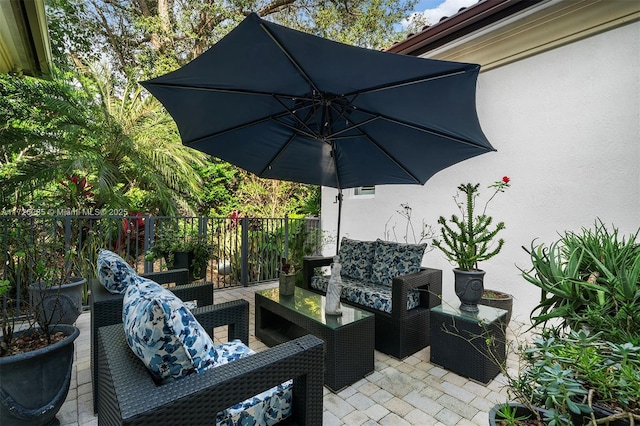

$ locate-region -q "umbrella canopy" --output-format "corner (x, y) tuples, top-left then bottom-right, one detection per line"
(141, 13), (495, 244)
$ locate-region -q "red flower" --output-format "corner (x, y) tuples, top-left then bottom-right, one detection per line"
(502, 176), (510, 184)
(229, 210), (240, 227)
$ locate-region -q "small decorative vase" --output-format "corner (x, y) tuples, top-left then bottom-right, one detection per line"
(279, 272), (296, 296)
(325, 256), (343, 316)
(453, 268), (485, 313)
(217, 260), (231, 275)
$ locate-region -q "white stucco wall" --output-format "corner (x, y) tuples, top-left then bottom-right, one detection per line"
(320, 21), (640, 324)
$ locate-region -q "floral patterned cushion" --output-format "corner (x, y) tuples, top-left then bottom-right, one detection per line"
(311, 275), (420, 314)
(122, 276), (218, 381)
(338, 237), (377, 280)
(370, 239), (427, 286)
(97, 248), (138, 294)
(214, 340), (293, 425)
(122, 278), (293, 424)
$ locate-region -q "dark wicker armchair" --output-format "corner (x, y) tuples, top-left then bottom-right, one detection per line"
(303, 256), (442, 359)
(90, 269), (214, 413)
(97, 300), (324, 426)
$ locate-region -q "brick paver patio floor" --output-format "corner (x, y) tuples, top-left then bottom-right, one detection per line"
(59, 281), (519, 425)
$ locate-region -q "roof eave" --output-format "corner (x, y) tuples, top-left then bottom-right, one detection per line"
(386, 0), (544, 56)
(0, 0), (52, 78)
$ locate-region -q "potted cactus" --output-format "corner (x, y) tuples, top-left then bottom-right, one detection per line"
(433, 177), (510, 313)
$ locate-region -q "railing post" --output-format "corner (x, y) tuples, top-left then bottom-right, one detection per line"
(144, 216), (154, 273)
(284, 214), (289, 260)
(64, 215), (72, 251)
(64, 215), (74, 274)
(241, 217), (248, 286)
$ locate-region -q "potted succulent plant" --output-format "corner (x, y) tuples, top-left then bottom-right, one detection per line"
(494, 328), (639, 425)
(433, 177), (510, 312)
(1, 255), (81, 425)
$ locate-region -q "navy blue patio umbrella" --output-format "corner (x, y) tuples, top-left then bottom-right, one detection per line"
(141, 13), (495, 246)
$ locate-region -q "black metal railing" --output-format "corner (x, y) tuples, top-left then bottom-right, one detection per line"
(0, 214), (321, 315)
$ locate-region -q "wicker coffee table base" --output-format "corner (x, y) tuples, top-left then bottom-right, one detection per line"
(255, 289), (375, 392)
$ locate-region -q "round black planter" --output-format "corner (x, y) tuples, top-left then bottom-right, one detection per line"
(479, 290), (513, 324)
(489, 402), (552, 425)
(168, 251), (208, 282)
(0, 324), (80, 426)
(453, 268), (485, 313)
(29, 277), (86, 326)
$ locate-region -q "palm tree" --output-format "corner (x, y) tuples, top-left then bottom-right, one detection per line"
(0, 67), (206, 215)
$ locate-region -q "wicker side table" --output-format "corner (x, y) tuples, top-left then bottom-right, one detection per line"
(430, 304), (507, 384)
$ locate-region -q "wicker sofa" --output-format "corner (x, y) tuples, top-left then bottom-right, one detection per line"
(302, 238), (442, 359)
(97, 299), (324, 426)
(90, 268), (214, 413)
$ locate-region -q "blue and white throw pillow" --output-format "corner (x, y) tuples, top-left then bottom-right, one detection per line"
(214, 340), (293, 425)
(97, 248), (138, 294)
(338, 237), (377, 280)
(370, 239), (427, 286)
(122, 276), (218, 381)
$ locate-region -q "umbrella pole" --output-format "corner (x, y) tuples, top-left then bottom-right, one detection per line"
(336, 190), (343, 255)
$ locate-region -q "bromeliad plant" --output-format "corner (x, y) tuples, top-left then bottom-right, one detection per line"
(433, 177), (510, 270)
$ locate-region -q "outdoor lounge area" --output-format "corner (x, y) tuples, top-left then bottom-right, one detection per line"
(2, 2), (639, 426)
(59, 280), (520, 426)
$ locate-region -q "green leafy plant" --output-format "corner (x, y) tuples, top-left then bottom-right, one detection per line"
(519, 220), (640, 343)
(145, 226), (214, 278)
(433, 177), (510, 270)
(0, 280), (13, 349)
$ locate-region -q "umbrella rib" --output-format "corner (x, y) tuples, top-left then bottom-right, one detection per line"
(272, 96), (324, 140)
(322, 102), (420, 185)
(184, 110), (293, 146)
(258, 22), (322, 96)
(258, 131), (299, 177)
(353, 105), (494, 150)
(144, 82), (315, 101)
(337, 125), (421, 186)
(344, 70), (468, 98)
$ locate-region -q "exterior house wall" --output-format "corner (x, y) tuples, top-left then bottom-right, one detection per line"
(320, 19), (640, 323)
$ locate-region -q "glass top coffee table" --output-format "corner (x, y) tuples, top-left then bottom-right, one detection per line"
(255, 286), (374, 392)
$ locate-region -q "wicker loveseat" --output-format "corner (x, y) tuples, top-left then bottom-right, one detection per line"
(302, 237), (442, 359)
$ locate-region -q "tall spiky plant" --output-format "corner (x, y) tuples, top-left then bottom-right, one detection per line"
(433, 178), (509, 270)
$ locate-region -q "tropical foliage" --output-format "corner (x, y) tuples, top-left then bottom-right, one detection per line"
(520, 219), (640, 344)
(3, 0), (423, 217)
(0, 69), (207, 215)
